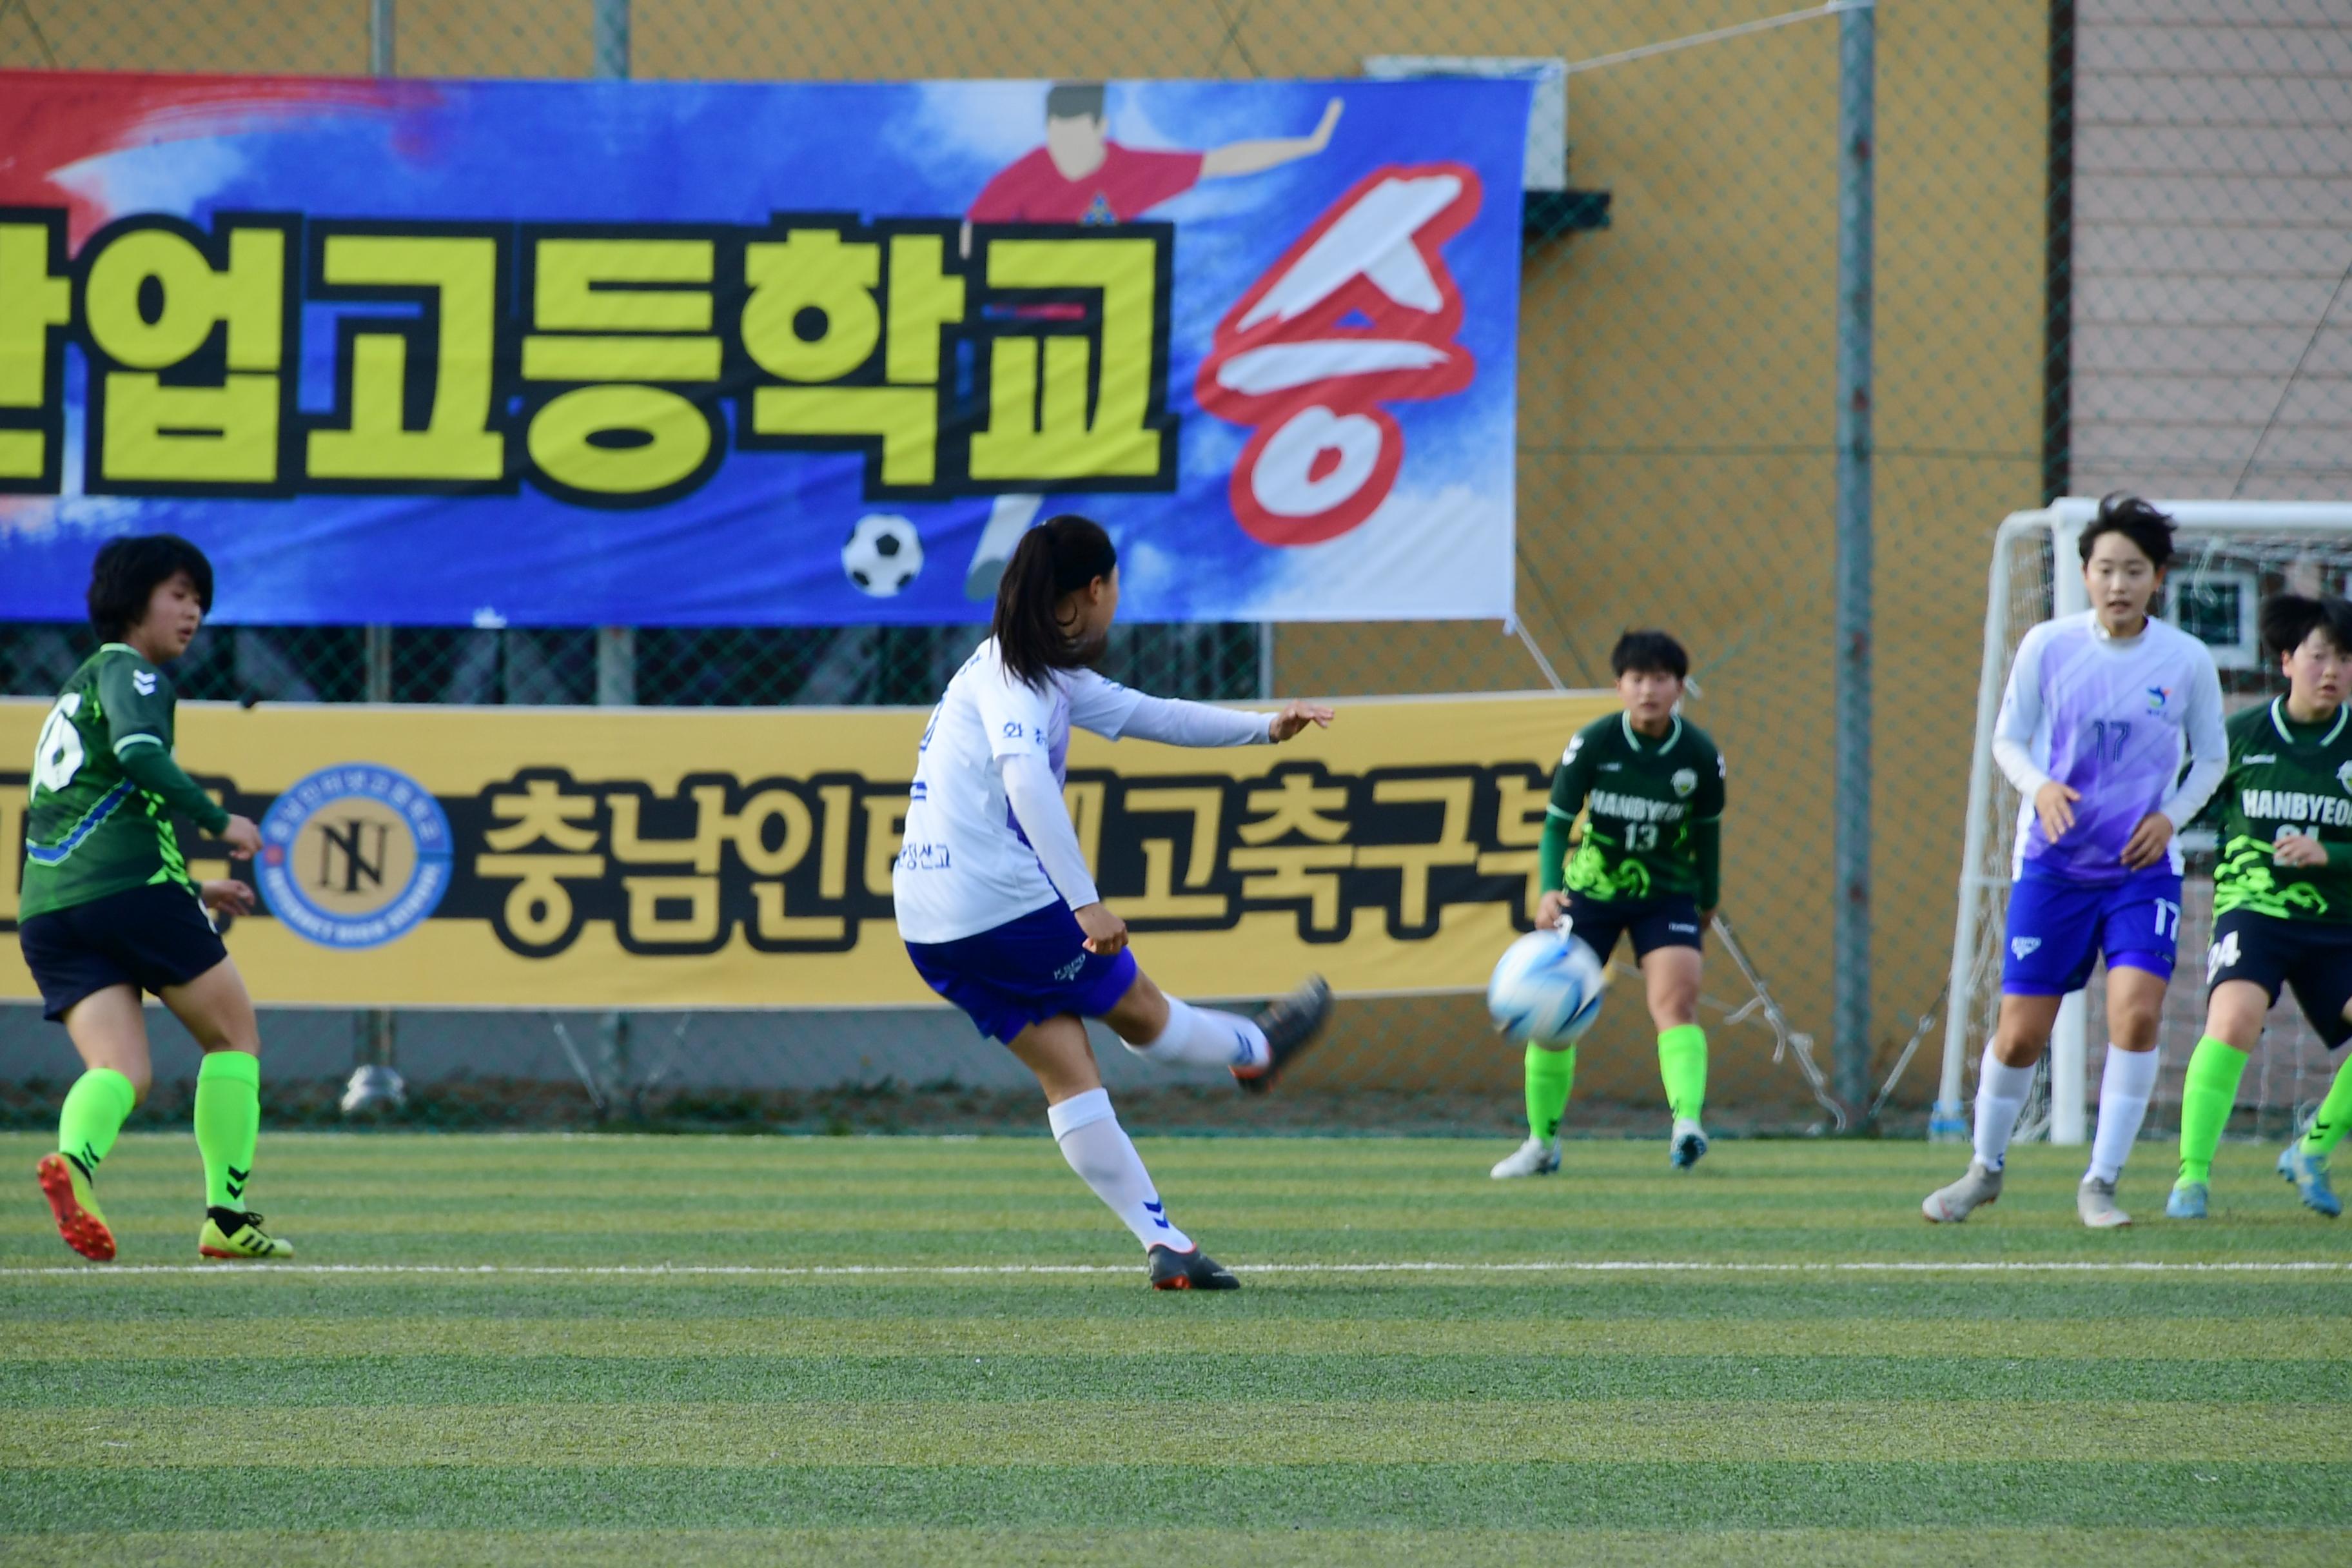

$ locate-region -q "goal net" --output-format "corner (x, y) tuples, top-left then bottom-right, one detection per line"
(1937, 498), (2352, 1149)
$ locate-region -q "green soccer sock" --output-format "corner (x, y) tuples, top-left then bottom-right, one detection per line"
(56, 1068), (137, 1178)
(193, 1052), (260, 1212)
(1525, 1043), (1575, 1142)
(2301, 1056), (2352, 1161)
(1658, 1024), (1708, 1123)
(2177, 1035), (2249, 1186)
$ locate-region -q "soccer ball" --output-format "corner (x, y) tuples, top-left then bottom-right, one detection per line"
(1487, 927), (1605, 1045)
(843, 514), (924, 597)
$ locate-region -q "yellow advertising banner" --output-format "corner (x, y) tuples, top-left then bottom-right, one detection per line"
(1, 691), (1610, 1009)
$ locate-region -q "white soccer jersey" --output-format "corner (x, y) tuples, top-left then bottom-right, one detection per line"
(892, 639), (1146, 945)
(1994, 611), (2226, 884)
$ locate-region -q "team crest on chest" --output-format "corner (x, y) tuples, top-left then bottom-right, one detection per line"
(2337, 760), (2352, 796)
(1671, 768), (1698, 798)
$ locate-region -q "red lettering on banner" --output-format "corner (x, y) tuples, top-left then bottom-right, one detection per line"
(1196, 162), (1481, 547)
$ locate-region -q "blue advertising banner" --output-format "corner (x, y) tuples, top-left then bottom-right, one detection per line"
(0, 72), (1528, 627)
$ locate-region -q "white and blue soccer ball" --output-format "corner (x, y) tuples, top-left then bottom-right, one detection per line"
(843, 513), (924, 597)
(1487, 926), (1606, 1045)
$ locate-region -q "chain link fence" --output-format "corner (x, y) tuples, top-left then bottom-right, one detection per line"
(4, 1), (2348, 1143)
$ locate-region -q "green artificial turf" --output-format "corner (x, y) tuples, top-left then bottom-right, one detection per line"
(1, 1131), (2344, 1563)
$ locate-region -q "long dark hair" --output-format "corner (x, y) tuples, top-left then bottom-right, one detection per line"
(993, 514), (1118, 689)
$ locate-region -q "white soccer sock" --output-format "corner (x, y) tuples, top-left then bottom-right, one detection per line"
(1046, 1088), (1194, 1253)
(1122, 996), (1270, 1072)
(1974, 1048), (2037, 1172)
(2087, 1045), (2161, 1185)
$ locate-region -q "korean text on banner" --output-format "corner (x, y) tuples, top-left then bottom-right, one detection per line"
(0, 73), (1529, 627)
(1, 691), (1610, 1009)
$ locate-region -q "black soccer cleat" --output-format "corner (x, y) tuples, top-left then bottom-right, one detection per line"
(1148, 1244), (1240, 1290)
(1233, 975), (1333, 1095)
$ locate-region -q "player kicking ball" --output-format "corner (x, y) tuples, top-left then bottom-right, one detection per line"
(2171, 593), (2352, 1220)
(1493, 630), (1725, 1179)
(894, 514), (1335, 1289)
(20, 535), (291, 1262)
(1925, 496), (2225, 1228)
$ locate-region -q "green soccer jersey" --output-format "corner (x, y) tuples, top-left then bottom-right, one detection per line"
(2211, 698), (2352, 925)
(1542, 711), (1726, 906)
(19, 644), (230, 923)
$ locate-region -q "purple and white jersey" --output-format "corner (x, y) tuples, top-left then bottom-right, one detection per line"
(1996, 611), (2226, 885)
(892, 639), (1145, 945)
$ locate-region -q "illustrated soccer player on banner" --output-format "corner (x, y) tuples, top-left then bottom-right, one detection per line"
(2173, 593), (2352, 1220)
(958, 82), (1346, 601)
(1924, 495), (2226, 1229)
(1491, 631), (1727, 1180)
(894, 514), (1335, 1289)
(19, 536), (293, 1262)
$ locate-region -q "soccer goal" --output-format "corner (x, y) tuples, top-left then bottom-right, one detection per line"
(1937, 497), (2352, 1147)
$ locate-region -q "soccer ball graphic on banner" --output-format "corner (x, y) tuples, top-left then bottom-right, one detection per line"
(841, 514), (924, 597)
(1486, 928), (1605, 1046)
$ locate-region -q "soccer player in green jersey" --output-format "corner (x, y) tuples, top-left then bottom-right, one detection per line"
(1492, 630), (1725, 1177)
(2171, 593), (2352, 1220)
(19, 535), (293, 1262)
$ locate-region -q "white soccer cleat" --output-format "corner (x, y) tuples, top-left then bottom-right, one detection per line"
(2077, 1175), (2131, 1228)
(1490, 1137), (1561, 1179)
(1923, 1159), (2003, 1222)
(1669, 1118), (1708, 1171)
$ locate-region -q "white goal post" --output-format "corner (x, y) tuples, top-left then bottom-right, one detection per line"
(1937, 497), (2352, 1146)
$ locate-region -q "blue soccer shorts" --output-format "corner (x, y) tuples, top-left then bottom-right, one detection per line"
(2000, 866), (2184, 996)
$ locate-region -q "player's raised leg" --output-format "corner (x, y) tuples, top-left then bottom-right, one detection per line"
(35, 985), (154, 1262)
(162, 958), (291, 1260)
(1101, 969), (1332, 1092)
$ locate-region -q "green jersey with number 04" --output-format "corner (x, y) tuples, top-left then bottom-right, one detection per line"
(19, 645), (230, 923)
(1542, 711), (1726, 906)
(2211, 698), (2352, 925)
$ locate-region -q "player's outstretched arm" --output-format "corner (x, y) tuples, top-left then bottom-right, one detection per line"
(1112, 694), (1331, 748)
(1200, 97), (1342, 179)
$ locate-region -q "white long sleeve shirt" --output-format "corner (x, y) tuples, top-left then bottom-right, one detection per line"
(892, 639), (1272, 944)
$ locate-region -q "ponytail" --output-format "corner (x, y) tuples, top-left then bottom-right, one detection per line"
(992, 514), (1118, 689)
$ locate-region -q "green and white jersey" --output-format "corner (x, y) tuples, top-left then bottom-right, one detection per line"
(2212, 698), (2352, 925)
(19, 645), (227, 923)
(1547, 711), (1726, 905)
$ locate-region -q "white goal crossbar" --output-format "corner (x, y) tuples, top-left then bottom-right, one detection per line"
(1935, 497), (2352, 1144)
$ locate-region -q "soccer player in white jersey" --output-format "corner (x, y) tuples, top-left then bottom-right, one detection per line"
(894, 514), (1336, 1289)
(1925, 495), (2226, 1228)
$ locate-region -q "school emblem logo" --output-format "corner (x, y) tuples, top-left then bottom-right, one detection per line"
(2146, 685), (2170, 712)
(2337, 760), (2352, 796)
(256, 765), (453, 950)
(1672, 768), (1698, 798)
(2011, 937), (2042, 960)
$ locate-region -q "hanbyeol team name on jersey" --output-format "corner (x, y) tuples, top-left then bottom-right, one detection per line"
(20, 645), (199, 922)
(1586, 790), (1690, 826)
(2213, 699), (2352, 925)
(1551, 712), (1725, 904)
(2235, 789), (2352, 828)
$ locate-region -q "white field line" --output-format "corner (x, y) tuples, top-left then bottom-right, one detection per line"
(1, 1259), (2349, 1279)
